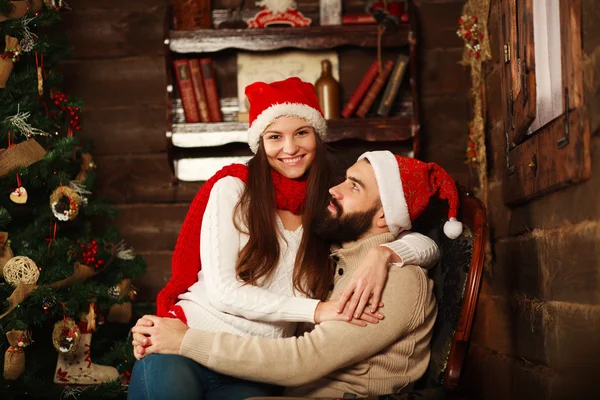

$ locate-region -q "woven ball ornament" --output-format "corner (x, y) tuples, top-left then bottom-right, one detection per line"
(52, 318), (80, 354)
(3, 256), (39, 286)
(50, 186), (81, 221)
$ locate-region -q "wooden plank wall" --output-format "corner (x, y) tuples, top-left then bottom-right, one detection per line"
(463, 0), (600, 398)
(61, 0), (469, 302)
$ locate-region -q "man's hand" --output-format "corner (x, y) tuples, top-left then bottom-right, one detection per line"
(315, 299), (384, 327)
(131, 315), (189, 360)
(336, 246), (400, 320)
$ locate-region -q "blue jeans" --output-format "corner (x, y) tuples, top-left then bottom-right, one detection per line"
(128, 354), (280, 400)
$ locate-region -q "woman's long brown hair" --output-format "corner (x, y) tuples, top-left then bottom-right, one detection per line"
(234, 133), (335, 301)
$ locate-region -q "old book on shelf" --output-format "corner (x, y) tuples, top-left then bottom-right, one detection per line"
(188, 59), (211, 123)
(342, 14), (377, 25)
(172, 0), (212, 30)
(341, 60), (380, 118)
(376, 54), (409, 117)
(355, 59), (396, 118)
(200, 58), (223, 122)
(173, 59), (201, 123)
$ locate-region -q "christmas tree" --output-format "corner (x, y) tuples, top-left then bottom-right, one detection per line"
(0, 1), (146, 398)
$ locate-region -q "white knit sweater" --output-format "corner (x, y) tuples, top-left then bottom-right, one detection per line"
(176, 176), (440, 340)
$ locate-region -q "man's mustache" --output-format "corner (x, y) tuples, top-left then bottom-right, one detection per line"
(330, 197), (342, 216)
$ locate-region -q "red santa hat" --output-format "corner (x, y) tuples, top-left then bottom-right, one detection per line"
(358, 150), (463, 239)
(245, 77), (328, 153)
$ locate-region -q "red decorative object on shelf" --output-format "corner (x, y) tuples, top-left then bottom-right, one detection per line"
(248, 0), (311, 28)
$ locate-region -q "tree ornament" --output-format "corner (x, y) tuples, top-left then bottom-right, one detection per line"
(9, 186), (28, 204)
(3, 256), (39, 286)
(4, 107), (51, 137)
(75, 153), (96, 183)
(108, 285), (121, 299)
(116, 240), (135, 260)
(75, 240), (106, 269)
(107, 279), (133, 323)
(54, 325), (119, 385)
(52, 92), (82, 132)
(50, 186), (81, 221)
(0, 138), (47, 178)
(18, 15), (39, 54)
(3, 330), (32, 380)
(0, 232), (14, 278)
(42, 297), (56, 312)
(83, 303), (96, 332)
(44, 0), (62, 10)
(0, 36), (22, 88)
(0, 281), (38, 319)
(52, 318), (81, 354)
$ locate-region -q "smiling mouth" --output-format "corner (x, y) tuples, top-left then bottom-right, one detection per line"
(279, 155), (305, 165)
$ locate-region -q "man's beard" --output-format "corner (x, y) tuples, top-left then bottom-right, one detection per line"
(312, 198), (380, 244)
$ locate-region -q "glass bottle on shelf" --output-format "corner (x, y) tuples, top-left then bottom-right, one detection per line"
(315, 59), (340, 120)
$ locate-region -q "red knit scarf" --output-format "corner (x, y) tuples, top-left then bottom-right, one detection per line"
(156, 163), (307, 320)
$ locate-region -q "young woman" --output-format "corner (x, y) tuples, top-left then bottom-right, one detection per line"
(128, 78), (439, 400)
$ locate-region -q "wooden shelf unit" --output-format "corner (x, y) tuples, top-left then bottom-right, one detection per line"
(169, 25), (411, 53)
(166, 9), (420, 182)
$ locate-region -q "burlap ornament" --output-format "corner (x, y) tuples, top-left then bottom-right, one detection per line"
(0, 281), (37, 319)
(50, 262), (95, 288)
(0, 36), (22, 89)
(52, 318), (81, 354)
(107, 279), (132, 323)
(3, 330), (31, 380)
(3, 256), (39, 286)
(0, 232), (14, 279)
(50, 186), (81, 221)
(75, 153), (95, 183)
(0, 0), (44, 23)
(0, 139), (47, 178)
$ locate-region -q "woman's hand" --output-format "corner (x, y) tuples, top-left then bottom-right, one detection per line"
(131, 315), (189, 360)
(336, 246), (400, 321)
(314, 299), (383, 327)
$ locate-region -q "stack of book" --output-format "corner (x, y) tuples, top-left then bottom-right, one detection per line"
(341, 54), (409, 119)
(173, 58), (222, 123)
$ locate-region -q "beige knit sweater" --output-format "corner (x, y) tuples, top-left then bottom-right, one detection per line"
(180, 232), (437, 398)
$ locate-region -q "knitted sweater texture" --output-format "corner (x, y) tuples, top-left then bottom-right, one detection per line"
(156, 164), (308, 319)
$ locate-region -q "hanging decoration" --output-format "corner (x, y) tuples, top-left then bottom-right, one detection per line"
(248, 0), (311, 28)
(75, 240), (105, 270)
(51, 92), (82, 135)
(0, 36), (22, 89)
(52, 318), (81, 354)
(18, 15), (39, 53)
(9, 173), (28, 204)
(457, 0), (491, 201)
(44, 0), (63, 11)
(3, 330), (32, 380)
(0, 232), (14, 278)
(0, 137), (47, 178)
(50, 185), (82, 221)
(75, 153), (96, 183)
(3, 255), (40, 287)
(4, 107), (51, 137)
(35, 53), (44, 96)
(42, 296), (56, 312)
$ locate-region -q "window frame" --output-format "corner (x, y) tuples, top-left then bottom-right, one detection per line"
(498, 0), (591, 205)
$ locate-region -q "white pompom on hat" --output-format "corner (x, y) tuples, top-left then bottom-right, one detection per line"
(358, 150), (463, 239)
